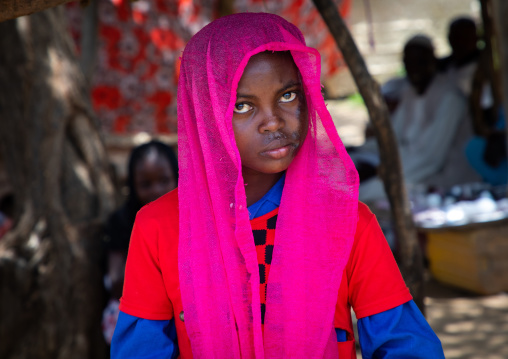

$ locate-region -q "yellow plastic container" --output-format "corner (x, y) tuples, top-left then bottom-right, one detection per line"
(424, 218), (508, 294)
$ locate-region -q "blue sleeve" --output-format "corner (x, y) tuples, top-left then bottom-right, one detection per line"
(335, 328), (347, 342)
(111, 311), (179, 359)
(357, 300), (444, 359)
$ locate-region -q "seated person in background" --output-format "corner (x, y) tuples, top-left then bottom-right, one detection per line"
(438, 16), (481, 97)
(460, 17), (507, 186)
(102, 140), (179, 343)
(356, 34), (480, 202)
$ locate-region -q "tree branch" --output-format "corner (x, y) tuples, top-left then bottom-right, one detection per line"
(312, 0), (425, 311)
(0, 0), (74, 22)
(491, 0), (508, 181)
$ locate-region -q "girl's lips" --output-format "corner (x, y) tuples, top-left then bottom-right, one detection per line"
(262, 144), (292, 160)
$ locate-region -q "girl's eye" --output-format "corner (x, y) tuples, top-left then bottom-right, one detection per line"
(280, 92), (297, 103)
(233, 103), (252, 114)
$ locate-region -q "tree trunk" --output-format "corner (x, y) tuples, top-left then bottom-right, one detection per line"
(312, 0), (425, 312)
(491, 0), (508, 175)
(80, 0), (99, 81)
(0, 7), (115, 359)
(217, 0), (235, 17)
(480, 0), (502, 108)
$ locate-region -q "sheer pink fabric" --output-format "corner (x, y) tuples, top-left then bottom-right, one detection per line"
(177, 13), (359, 358)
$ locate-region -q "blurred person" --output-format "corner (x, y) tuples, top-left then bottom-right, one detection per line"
(358, 35), (480, 202)
(438, 17), (480, 97)
(451, 16), (508, 185)
(102, 140), (178, 344)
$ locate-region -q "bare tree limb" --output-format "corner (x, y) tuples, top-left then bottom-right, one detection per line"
(312, 0), (425, 311)
(79, 0), (98, 80)
(491, 0), (508, 178)
(0, 0), (75, 22)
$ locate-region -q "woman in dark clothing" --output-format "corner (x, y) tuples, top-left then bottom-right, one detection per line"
(102, 140), (178, 343)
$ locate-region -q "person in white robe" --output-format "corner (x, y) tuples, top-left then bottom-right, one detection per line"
(356, 35), (480, 202)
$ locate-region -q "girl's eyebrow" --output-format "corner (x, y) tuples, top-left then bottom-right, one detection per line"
(279, 80), (302, 92)
(236, 80), (302, 99)
(236, 93), (256, 99)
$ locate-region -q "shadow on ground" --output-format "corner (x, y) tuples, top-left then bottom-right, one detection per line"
(353, 274), (508, 359)
(425, 277), (508, 359)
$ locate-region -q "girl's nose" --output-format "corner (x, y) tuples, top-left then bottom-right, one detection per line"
(258, 108), (284, 133)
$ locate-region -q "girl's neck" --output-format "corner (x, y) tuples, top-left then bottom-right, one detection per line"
(243, 171), (284, 207)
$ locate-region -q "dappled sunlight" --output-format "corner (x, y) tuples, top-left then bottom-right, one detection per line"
(489, 334), (508, 347)
(481, 293), (508, 309)
(444, 320), (475, 333)
(426, 279), (508, 358)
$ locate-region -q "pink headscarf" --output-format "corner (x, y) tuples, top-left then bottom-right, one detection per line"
(178, 13), (359, 358)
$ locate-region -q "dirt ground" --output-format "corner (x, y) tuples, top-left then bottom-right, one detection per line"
(353, 275), (508, 358)
(424, 276), (508, 359)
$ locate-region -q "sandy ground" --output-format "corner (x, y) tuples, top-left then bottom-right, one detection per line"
(425, 277), (508, 359)
(353, 277), (508, 359)
(326, 98), (508, 358)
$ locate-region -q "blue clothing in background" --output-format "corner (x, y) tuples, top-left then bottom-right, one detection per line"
(465, 108), (507, 186)
(465, 137), (507, 186)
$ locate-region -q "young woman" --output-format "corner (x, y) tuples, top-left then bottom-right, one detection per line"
(102, 140), (178, 343)
(112, 13), (444, 358)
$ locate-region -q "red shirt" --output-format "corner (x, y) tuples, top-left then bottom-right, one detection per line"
(120, 189), (412, 358)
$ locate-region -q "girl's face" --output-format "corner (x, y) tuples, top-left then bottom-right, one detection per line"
(232, 52), (308, 179)
(133, 150), (177, 206)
